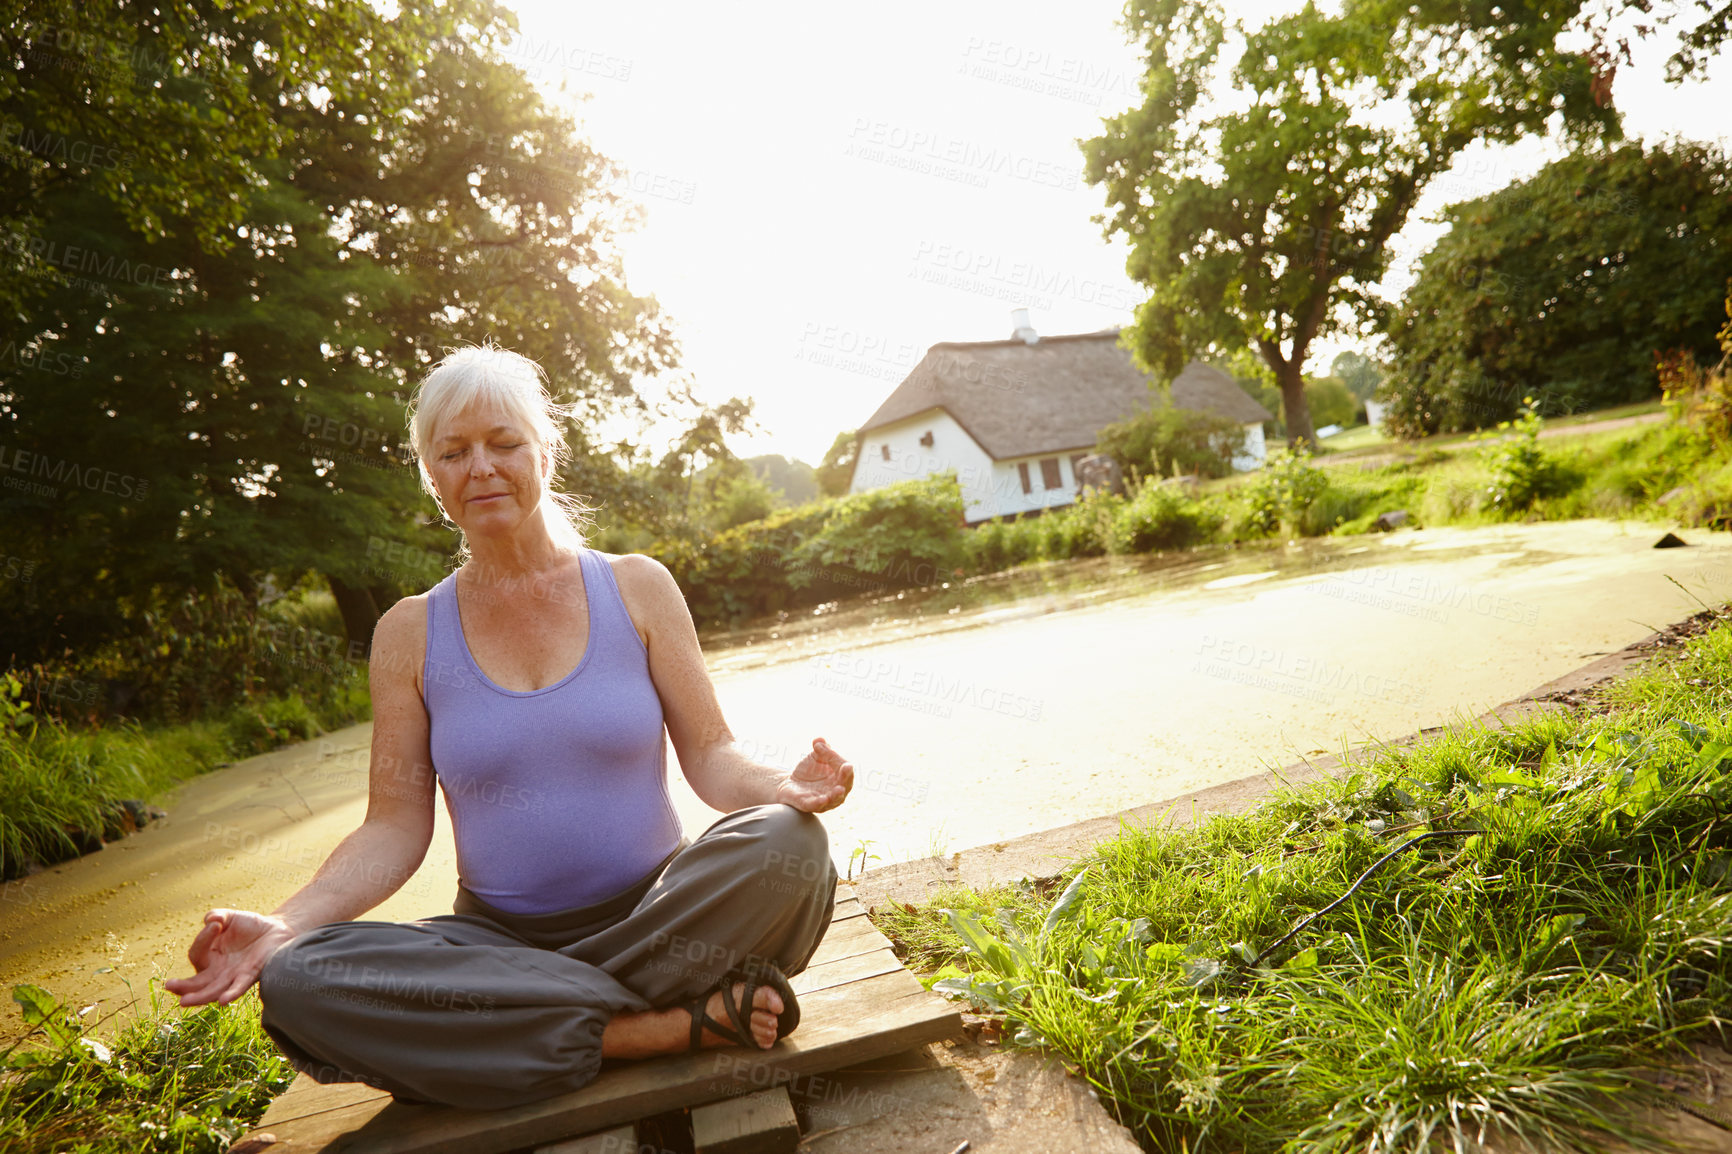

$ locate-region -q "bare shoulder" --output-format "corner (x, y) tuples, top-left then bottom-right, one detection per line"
(598, 551), (690, 644)
(602, 550), (679, 599)
(369, 591), (431, 688)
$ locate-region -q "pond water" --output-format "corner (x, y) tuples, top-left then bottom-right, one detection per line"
(6, 518), (1732, 1029)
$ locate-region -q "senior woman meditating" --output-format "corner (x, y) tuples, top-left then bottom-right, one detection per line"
(163, 344), (850, 1110)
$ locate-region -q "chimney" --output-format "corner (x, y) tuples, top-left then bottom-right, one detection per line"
(1010, 308), (1039, 345)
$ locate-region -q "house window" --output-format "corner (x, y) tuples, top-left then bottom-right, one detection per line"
(880, 444), (890, 461)
(1040, 457), (1062, 490)
(1017, 462), (1032, 495)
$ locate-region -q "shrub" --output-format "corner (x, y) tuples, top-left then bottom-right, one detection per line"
(1096, 404), (1249, 481)
(1481, 398), (1576, 513)
(1238, 452), (1332, 535)
(664, 475), (966, 628)
(1109, 483), (1223, 552)
(963, 517), (1042, 573)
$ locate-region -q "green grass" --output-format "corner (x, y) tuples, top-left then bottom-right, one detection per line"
(0, 668), (370, 881)
(1315, 422), (1386, 453)
(873, 609), (1732, 1152)
(0, 982), (293, 1153)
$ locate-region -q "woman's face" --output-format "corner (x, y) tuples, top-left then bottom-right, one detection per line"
(425, 404), (551, 541)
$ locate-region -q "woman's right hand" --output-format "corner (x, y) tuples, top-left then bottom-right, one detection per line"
(162, 908), (299, 1008)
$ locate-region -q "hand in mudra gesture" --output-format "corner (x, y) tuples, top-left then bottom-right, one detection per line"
(163, 908), (299, 1008)
(776, 737), (854, 814)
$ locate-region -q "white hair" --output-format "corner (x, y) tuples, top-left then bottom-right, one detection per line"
(404, 342), (591, 560)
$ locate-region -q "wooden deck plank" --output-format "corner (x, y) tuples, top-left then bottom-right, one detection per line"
(804, 916), (883, 968)
(790, 948), (906, 995)
(248, 891), (956, 1153)
(249, 970), (957, 1153)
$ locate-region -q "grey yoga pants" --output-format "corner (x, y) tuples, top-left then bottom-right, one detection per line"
(256, 804), (838, 1110)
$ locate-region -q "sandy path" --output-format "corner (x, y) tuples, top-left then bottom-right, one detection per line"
(4, 517), (1730, 1033)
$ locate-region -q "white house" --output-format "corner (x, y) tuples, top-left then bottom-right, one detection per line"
(848, 313), (1273, 523)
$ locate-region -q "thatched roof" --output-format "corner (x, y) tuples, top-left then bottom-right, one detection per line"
(857, 330), (1272, 460)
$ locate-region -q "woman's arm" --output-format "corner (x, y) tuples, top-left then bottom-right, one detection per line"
(611, 554), (853, 814)
(165, 597), (438, 1007)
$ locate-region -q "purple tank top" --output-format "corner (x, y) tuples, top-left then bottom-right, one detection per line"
(422, 547), (682, 915)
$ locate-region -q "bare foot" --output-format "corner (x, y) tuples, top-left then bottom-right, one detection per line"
(600, 981), (785, 1060)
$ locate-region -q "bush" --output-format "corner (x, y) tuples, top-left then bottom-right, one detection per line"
(1238, 452), (1333, 536)
(1096, 404), (1249, 481)
(963, 517), (1042, 573)
(664, 475), (966, 628)
(1481, 398), (1576, 513)
(1109, 483), (1223, 552)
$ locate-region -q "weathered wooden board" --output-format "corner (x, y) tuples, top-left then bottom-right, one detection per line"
(246, 891), (958, 1154)
(691, 1087), (798, 1154)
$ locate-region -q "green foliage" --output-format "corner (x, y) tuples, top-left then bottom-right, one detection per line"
(1480, 399), (1576, 513)
(745, 454), (819, 506)
(1239, 452), (1333, 536)
(18, 576), (369, 728)
(814, 431), (860, 498)
(1303, 376), (1357, 429)
(1084, 0), (1618, 447)
(0, 677), (362, 880)
(1657, 290), (1732, 443)
(0, 0), (710, 666)
(879, 614), (1732, 1152)
(1330, 351), (1385, 402)
(664, 476), (966, 628)
(1109, 484), (1224, 553)
(1094, 404), (1248, 481)
(0, 983), (293, 1153)
(704, 471), (779, 531)
(1385, 142), (1732, 436)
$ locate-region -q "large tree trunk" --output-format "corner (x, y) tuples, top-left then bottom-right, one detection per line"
(1277, 360), (1316, 449)
(325, 574), (390, 660)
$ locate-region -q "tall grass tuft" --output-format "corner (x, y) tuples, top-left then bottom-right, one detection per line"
(877, 610), (1732, 1152)
(0, 982), (293, 1153)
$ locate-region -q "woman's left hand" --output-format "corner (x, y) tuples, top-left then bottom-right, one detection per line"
(777, 737), (854, 813)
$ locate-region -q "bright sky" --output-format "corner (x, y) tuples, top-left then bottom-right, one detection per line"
(500, 0), (1731, 463)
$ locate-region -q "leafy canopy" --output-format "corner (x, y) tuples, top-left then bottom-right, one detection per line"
(1384, 141), (1732, 436)
(1084, 0), (1621, 447)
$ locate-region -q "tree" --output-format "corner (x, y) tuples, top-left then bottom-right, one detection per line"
(1083, 0), (1620, 449)
(1331, 351), (1386, 402)
(815, 431), (858, 497)
(746, 455), (819, 505)
(0, 0), (696, 665)
(1095, 404), (1247, 480)
(1305, 376), (1358, 429)
(1383, 142), (1732, 436)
